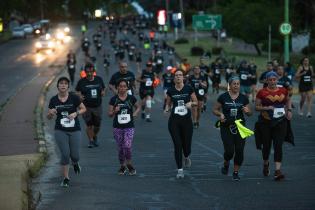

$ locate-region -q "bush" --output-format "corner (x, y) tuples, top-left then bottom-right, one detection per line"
(261, 39), (282, 53)
(212, 47), (223, 55)
(174, 37), (189, 44)
(190, 46), (204, 56)
(301, 42), (315, 55)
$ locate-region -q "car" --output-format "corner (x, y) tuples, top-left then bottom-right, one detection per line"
(21, 24), (34, 35)
(35, 34), (55, 53)
(11, 27), (26, 39)
(57, 23), (70, 35)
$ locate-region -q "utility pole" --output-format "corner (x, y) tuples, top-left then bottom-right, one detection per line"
(268, 25), (271, 61)
(40, 0), (44, 19)
(284, 0), (290, 62)
(179, 0), (185, 34)
(165, 0), (170, 28)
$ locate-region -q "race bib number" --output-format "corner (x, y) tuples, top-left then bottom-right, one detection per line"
(241, 74), (248, 80)
(145, 79), (153, 86)
(276, 84), (283, 88)
(215, 69), (220, 74)
(60, 118), (75, 128)
(69, 65), (74, 68)
(226, 69), (231, 74)
(127, 89), (132, 95)
(230, 108), (238, 117)
(118, 114), (131, 124)
(157, 59), (162, 64)
(198, 89), (205, 95)
(174, 100), (187, 116)
(91, 89), (97, 98)
(273, 107), (285, 118)
(167, 79), (171, 83)
(304, 76), (311, 82)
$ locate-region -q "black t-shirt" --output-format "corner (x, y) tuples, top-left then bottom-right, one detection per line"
(48, 93), (81, 132)
(199, 64), (209, 79)
(167, 85), (194, 118)
(210, 63), (222, 81)
(162, 73), (174, 88)
(188, 75), (207, 97)
(237, 66), (252, 86)
(109, 95), (137, 128)
(109, 71), (136, 94)
(75, 76), (105, 107)
(217, 92), (249, 123)
(140, 70), (155, 90)
(277, 76), (292, 89)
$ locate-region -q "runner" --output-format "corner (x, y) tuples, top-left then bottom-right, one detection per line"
(109, 61), (136, 95)
(164, 69), (198, 178)
(249, 60), (258, 102)
(188, 66), (208, 129)
(108, 79), (141, 175)
(210, 58), (223, 94)
(212, 76), (252, 181)
(66, 50), (76, 85)
(259, 61), (274, 88)
(162, 66), (175, 109)
(75, 63), (106, 148)
(137, 62), (156, 122)
(255, 71), (292, 181)
(295, 57), (314, 118)
(237, 60), (252, 98)
(47, 77), (86, 187)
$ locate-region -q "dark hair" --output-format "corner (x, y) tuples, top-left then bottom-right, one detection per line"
(115, 79), (128, 88)
(57, 77), (70, 87)
(300, 57), (308, 65)
(85, 62), (94, 71)
(174, 69), (185, 75)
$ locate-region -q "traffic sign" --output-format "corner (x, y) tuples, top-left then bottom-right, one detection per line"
(280, 23), (292, 35)
(192, 15), (222, 30)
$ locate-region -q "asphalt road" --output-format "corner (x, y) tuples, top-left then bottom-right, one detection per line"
(32, 22), (315, 210)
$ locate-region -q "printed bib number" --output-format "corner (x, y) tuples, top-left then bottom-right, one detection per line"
(127, 89), (132, 95)
(198, 89), (205, 95)
(157, 59), (162, 64)
(215, 69), (220, 74)
(167, 79), (171, 83)
(304, 76), (311, 82)
(276, 84), (283, 88)
(273, 107), (285, 118)
(241, 74), (248, 80)
(145, 79), (153, 86)
(91, 89), (97, 98)
(60, 118), (75, 128)
(174, 106), (188, 116)
(230, 108), (238, 117)
(226, 69), (231, 74)
(118, 114), (131, 124)
(69, 65), (74, 68)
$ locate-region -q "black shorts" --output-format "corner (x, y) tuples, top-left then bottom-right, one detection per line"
(299, 84), (313, 93)
(139, 89), (154, 99)
(82, 106), (102, 126)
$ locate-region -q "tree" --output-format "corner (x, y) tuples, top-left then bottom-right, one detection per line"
(219, 0), (282, 55)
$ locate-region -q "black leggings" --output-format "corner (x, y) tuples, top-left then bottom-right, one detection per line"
(168, 116), (193, 169)
(260, 119), (287, 162)
(220, 126), (245, 166)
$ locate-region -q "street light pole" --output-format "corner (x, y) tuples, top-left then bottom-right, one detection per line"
(284, 0), (290, 62)
(179, 0), (185, 34)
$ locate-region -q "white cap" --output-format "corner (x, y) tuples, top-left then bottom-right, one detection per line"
(166, 66), (172, 71)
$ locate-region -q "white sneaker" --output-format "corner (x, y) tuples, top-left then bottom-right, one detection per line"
(176, 169), (184, 179)
(298, 107), (304, 116)
(184, 157), (191, 168)
(306, 112), (312, 118)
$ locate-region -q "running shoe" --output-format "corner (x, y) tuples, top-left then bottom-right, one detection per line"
(92, 136), (99, 147)
(176, 169), (184, 179)
(298, 107), (304, 116)
(145, 118), (152, 122)
(118, 165), (126, 175)
(193, 123), (198, 129)
(274, 170), (285, 181)
(306, 112), (312, 118)
(60, 177), (70, 187)
(141, 112), (145, 119)
(184, 157), (191, 168)
(126, 164), (136, 175)
(88, 141), (94, 148)
(263, 162), (270, 177)
(232, 171), (240, 181)
(73, 163), (81, 174)
(221, 163), (229, 175)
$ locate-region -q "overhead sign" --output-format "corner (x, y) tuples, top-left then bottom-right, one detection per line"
(192, 15), (222, 30)
(0, 18), (3, 32)
(280, 22), (292, 35)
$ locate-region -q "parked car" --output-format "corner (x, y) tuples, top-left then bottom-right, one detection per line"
(11, 27), (26, 39)
(21, 24), (33, 35)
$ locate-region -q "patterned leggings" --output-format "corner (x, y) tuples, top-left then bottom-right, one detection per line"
(113, 128), (135, 164)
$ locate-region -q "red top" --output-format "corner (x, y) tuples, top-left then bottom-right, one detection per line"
(256, 87), (288, 120)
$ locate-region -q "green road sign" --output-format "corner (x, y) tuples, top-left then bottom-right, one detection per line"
(279, 23), (292, 35)
(192, 15), (222, 30)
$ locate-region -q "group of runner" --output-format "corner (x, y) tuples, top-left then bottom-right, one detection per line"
(48, 16), (313, 187)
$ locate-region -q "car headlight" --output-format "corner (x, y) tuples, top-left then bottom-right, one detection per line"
(35, 29), (40, 34)
(56, 32), (65, 39)
(64, 27), (70, 33)
(35, 42), (42, 48)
